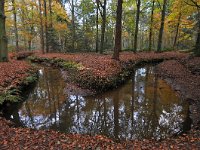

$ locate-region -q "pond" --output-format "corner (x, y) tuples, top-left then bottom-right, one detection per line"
(3, 65), (191, 141)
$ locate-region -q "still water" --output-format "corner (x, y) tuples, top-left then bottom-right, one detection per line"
(4, 66), (191, 140)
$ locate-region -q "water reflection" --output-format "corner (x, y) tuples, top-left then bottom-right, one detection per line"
(5, 66), (191, 140)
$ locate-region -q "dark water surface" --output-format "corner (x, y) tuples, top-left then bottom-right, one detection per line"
(3, 66), (191, 140)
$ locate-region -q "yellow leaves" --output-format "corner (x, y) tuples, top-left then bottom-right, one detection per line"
(20, 31), (34, 40)
(52, 1), (68, 21)
(122, 31), (129, 38)
(54, 23), (68, 31)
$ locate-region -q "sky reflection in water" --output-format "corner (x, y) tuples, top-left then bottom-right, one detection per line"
(6, 66), (191, 140)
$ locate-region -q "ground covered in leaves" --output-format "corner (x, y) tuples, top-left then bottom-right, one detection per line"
(0, 117), (200, 149)
(0, 59), (37, 105)
(1, 51), (200, 149)
(33, 51), (187, 78)
(30, 52), (188, 92)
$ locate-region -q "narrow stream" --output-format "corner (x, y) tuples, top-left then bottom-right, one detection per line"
(3, 65), (191, 140)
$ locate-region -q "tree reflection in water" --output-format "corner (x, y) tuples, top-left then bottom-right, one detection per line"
(6, 66), (191, 140)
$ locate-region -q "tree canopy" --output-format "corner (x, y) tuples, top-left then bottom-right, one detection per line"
(0, 0), (199, 60)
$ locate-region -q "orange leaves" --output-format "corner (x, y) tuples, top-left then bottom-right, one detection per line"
(0, 116), (200, 149)
(36, 53), (121, 78)
(33, 51), (188, 92)
(36, 51), (187, 79)
(0, 59), (32, 92)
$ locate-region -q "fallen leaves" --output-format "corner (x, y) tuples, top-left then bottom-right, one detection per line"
(0, 59), (37, 104)
(0, 60), (33, 92)
(31, 51), (189, 92)
(0, 117), (200, 149)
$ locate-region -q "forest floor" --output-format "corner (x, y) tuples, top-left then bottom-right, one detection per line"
(0, 51), (200, 149)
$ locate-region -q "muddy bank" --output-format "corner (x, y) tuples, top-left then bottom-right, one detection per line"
(156, 57), (200, 129)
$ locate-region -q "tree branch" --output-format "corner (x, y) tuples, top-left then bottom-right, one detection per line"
(184, 0), (200, 8)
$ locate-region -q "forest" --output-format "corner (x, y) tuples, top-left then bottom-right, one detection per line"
(0, 0), (200, 149)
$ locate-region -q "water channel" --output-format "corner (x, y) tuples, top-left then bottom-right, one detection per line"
(3, 65), (191, 140)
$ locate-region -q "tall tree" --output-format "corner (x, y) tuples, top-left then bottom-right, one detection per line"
(28, 2), (34, 51)
(194, 7), (200, 56)
(43, 0), (49, 52)
(98, 0), (107, 54)
(157, 0), (168, 52)
(96, 0), (99, 53)
(171, 0), (183, 50)
(0, 0), (8, 62)
(49, 0), (53, 28)
(133, 0), (141, 52)
(113, 0), (123, 60)
(20, 0), (27, 49)
(12, 0), (19, 52)
(71, 0), (76, 51)
(185, 0), (200, 56)
(39, 0), (45, 53)
(173, 12), (181, 50)
(149, 0), (155, 51)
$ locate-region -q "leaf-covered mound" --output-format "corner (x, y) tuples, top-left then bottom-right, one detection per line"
(0, 60), (37, 104)
(30, 51), (188, 92)
(33, 51), (188, 78)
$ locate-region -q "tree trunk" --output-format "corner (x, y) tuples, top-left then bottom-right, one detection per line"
(0, 0), (8, 62)
(39, 0), (45, 53)
(113, 0), (123, 60)
(100, 0), (107, 54)
(157, 0), (167, 52)
(43, 0), (49, 52)
(173, 12), (181, 50)
(149, 0), (155, 51)
(28, 40), (31, 51)
(21, 0), (27, 50)
(49, 0), (53, 28)
(28, 3), (34, 51)
(12, 0), (19, 52)
(133, 0), (141, 52)
(71, 0), (75, 52)
(195, 11), (200, 56)
(96, 1), (99, 53)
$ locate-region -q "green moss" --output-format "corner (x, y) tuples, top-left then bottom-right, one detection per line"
(0, 89), (21, 104)
(28, 56), (37, 61)
(59, 61), (83, 70)
(0, 70), (38, 105)
(23, 75), (38, 85)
